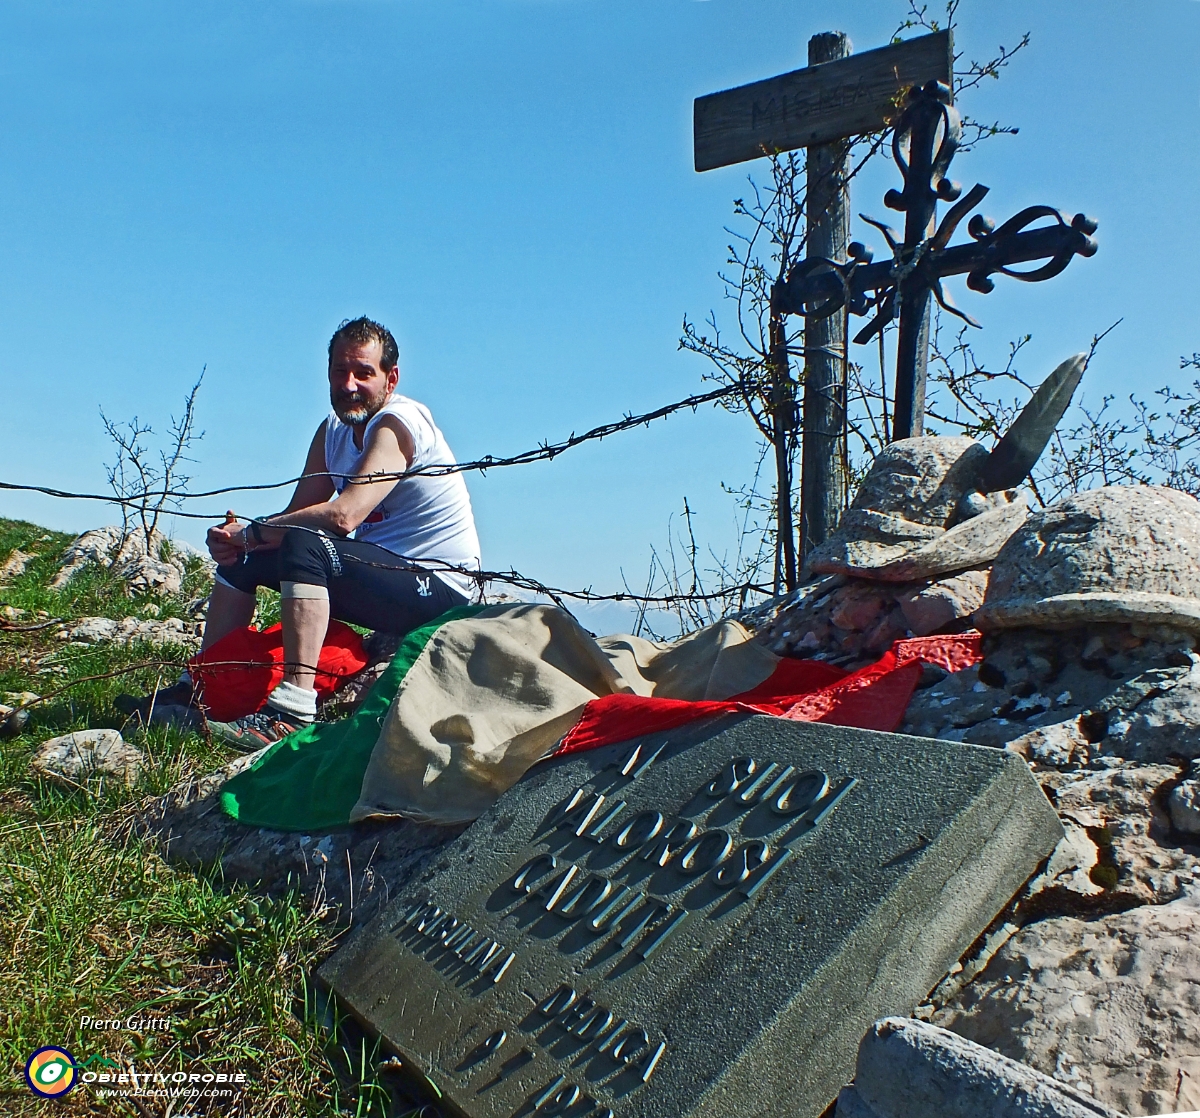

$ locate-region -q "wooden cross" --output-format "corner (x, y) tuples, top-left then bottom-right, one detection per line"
(693, 30), (954, 579)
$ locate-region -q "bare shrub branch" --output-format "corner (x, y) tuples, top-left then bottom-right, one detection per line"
(894, 0), (1030, 149)
(101, 370), (206, 554)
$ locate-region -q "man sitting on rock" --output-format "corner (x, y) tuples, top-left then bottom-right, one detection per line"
(183, 316), (480, 747)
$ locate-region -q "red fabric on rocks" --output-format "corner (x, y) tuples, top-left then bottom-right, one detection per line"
(892, 631), (983, 673)
(188, 621), (369, 722)
(555, 631), (983, 756)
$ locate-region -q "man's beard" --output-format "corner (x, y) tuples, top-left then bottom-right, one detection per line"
(332, 387), (388, 426)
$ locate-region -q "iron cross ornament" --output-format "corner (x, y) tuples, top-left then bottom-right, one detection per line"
(774, 79), (1099, 440)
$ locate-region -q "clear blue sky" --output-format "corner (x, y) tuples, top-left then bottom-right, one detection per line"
(1, 0), (1197, 631)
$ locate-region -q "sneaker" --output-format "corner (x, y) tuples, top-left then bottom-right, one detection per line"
(114, 681), (202, 719)
(207, 707), (309, 751)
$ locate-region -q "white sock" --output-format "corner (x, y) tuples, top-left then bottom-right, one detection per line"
(266, 681), (318, 722)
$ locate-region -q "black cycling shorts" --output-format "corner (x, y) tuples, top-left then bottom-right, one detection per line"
(216, 528), (470, 635)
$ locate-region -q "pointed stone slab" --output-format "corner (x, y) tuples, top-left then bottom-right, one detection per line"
(975, 353), (1088, 496)
(319, 714), (1062, 1118)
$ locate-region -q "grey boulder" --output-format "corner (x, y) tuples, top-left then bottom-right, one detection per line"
(31, 728), (144, 786)
(978, 485), (1200, 633)
(835, 1016), (1124, 1118)
(806, 436), (1027, 582)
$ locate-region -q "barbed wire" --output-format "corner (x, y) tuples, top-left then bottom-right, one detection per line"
(0, 380), (753, 516)
(0, 377), (775, 610)
(332, 546), (770, 609)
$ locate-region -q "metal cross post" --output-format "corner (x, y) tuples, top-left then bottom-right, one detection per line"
(775, 80), (1099, 440)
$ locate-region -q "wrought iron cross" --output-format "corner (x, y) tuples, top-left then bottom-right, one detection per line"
(774, 80), (1099, 440)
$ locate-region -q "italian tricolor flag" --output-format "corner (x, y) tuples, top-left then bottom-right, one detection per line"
(220, 604), (980, 832)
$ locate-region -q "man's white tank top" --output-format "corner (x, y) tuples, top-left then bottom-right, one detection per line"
(323, 394), (481, 598)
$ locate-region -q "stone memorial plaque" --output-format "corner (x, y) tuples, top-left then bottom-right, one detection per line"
(319, 714), (1062, 1118)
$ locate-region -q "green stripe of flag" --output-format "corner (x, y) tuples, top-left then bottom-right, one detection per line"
(219, 605), (487, 831)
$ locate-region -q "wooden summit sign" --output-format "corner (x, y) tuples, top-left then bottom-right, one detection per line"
(320, 714), (1062, 1118)
(693, 30), (952, 172)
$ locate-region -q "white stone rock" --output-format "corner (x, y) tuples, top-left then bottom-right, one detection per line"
(51, 525), (213, 597)
(31, 729), (144, 786)
(68, 615), (201, 649)
(933, 889), (1200, 1116)
(1032, 819), (1104, 899)
(70, 617), (119, 643)
(0, 549), (33, 581)
(836, 1016), (1124, 1118)
(52, 526), (128, 587)
(120, 554), (182, 596)
(1170, 780), (1200, 835)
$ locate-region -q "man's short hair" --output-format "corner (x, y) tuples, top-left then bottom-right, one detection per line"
(328, 316), (399, 372)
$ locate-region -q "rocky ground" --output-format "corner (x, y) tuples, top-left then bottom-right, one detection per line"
(135, 746), (466, 928)
(917, 756), (1200, 1115)
(12, 517), (1200, 1117)
(0, 518), (390, 1116)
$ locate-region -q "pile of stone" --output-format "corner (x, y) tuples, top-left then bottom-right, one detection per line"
(848, 481), (1200, 1117)
(52, 525), (212, 597)
(751, 437), (1020, 666)
(57, 614), (204, 650)
(743, 454), (1200, 1116)
(900, 485), (1200, 769)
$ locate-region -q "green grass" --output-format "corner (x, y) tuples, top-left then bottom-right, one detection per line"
(0, 519), (403, 1116)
